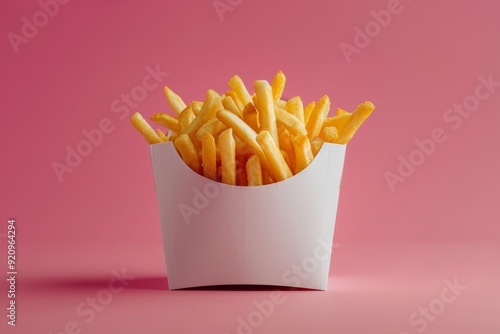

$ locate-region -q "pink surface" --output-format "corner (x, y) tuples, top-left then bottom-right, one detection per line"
(1, 0), (499, 333)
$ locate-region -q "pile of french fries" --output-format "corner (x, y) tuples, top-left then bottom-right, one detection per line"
(131, 71), (375, 186)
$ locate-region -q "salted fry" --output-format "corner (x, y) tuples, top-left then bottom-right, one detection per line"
(336, 101), (375, 144)
(254, 80), (279, 146)
(310, 136), (324, 157)
(246, 155), (262, 186)
(150, 113), (179, 133)
(156, 129), (169, 142)
(242, 102), (260, 132)
(228, 75), (252, 106)
(306, 95), (330, 140)
(201, 132), (217, 180)
(183, 89), (222, 137)
(303, 101), (316, 125)
(285, 96), (304, 125)
(174, 134), (201, 173)
(130, 112), (163, 144)
(256, 131), (292, 181)
(336, 108), (350, 116)
(274, 106), (307, 136)
(320, 126), (338, 143)
(322, 113), (351, 134)
(222, 95), (243, 118)
(293, 134), (314, 173)
(164, 86), (187, 115)
(219, 128), (236, 185)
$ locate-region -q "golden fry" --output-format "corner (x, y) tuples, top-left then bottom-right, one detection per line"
(306, 95), (330, 140)
(254, 80), (279, 146)
(293, 134), (314, 173)
(303, 101), (316, 126)
(256, 131), (292, 181)
(219, 128), (236, 185)
(285, 96), (304, 125)
(150, 113), (179, 133)
(320, 126), (338, 143)
(174, 134), (201, 173)
(322, 113), (350, 134)
(336, 101), (375, 144)
(190, 101), (203, 115)
(222, 95), (243, 118)
(271, 70), (286, 102)
(201, 132), (217, 180)
(156, 129), (169, 142)
(177, 106), (195, 133)
(275, 100), (286, 109)
(246, 155), (262, 186)
(336, 108), (350, 116)
(164, 86), (187, 115)
(228, 75), (252, 106)
(278, 128), (296, 173)
(130, 112), (163, 144)
(274, 106), (307, 136)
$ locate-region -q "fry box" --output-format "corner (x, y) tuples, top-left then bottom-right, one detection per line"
(150, 142), (346, 290)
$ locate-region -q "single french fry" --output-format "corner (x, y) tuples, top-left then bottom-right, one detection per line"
(246, 155), (262, 186)
(306, 95), (330, 140)
(201, 132), (217, 180)
(242, 102), (260, 132)
(256, 131), (292, 181)
(222, 95), (243, 118)
(285, 96), (304, 125)
(177, 106), (195, 133)
(336, 101), (375, 144)
(196, 118), (227, 140)
(322, 113), (351, 134)
(150, 113), (179, 133)
(310, 136), (324, 157)
(278, 128), (295, 173)
(236, 160), (248, 186)
(168, 134), (178, 142)
(274, 106), (307, 136)
(183, 89), (222, 137)
(174, 134), (201, 173)
(304, 101), (316, 125)
(216, 109), (270, 172)
(156, 129), (169, 142)
(254, 80), (279, 146)
(219, 128), (236, 185)
(164, 86), (187, 115)
(228, 75), (252, 106)
(130, 112), (163, 144)
(271, 70), (286, 102)
(320, 126), (338, 143)
(293, 134), (314, 173)
(336, 108), (350, 116)
(235, 140), (254, 157)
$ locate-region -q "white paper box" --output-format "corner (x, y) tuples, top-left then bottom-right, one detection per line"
(150, 142), (346, 290)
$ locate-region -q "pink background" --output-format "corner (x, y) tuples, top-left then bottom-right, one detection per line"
(1, 0), (499, 333)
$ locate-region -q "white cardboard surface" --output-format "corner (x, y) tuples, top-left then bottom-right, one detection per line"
(150, 142), (346, 290)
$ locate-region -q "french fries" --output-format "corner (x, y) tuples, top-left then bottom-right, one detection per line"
(131, 71), (375, 186)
